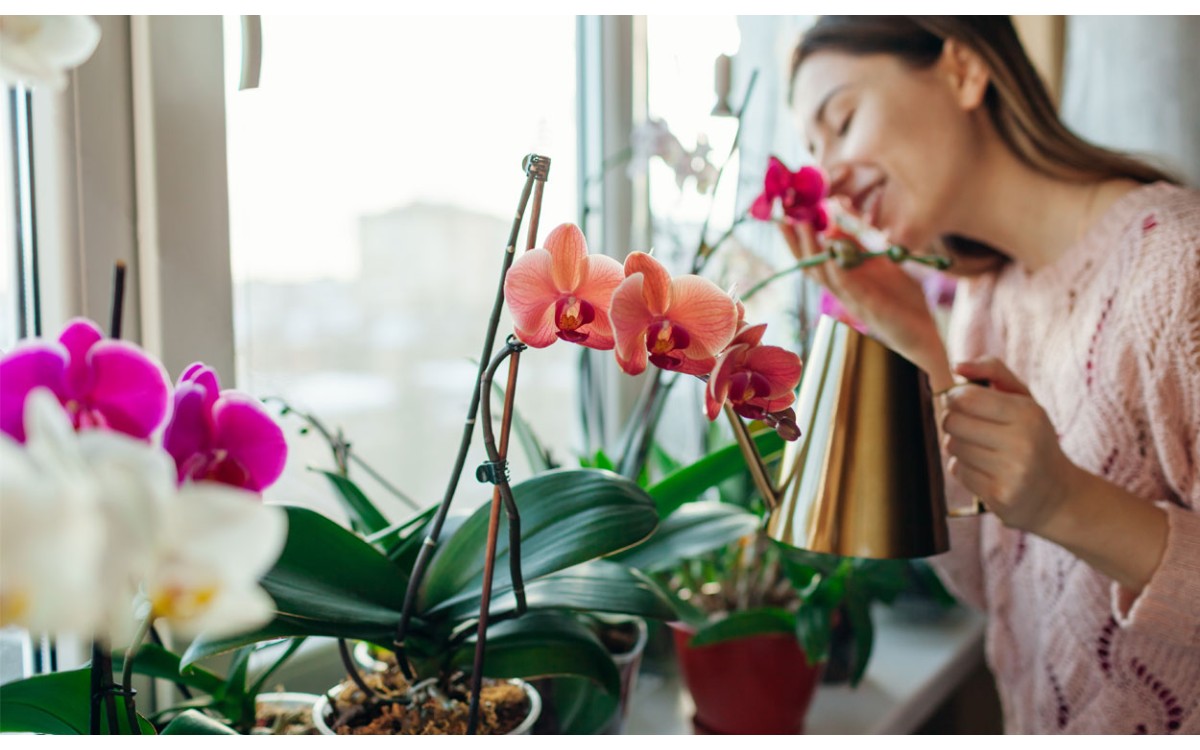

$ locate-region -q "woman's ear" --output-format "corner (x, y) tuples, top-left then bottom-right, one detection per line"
(939, 38), (990, 111)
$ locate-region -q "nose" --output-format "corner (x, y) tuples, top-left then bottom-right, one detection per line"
(823, 163), (854, 200)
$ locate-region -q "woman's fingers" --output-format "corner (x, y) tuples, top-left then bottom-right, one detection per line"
(941, 408), (1007, 449)
(778, 220), (835, 290)
(943, 433), (1007, 475)
(943, 384), (1030, 424)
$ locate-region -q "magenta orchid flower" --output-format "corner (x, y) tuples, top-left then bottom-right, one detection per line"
(0, 317), (170, 443)
(503, 223), (625, 349)
(705, 323), (803, 425)
(162, 363), (286, 493)
(610, 252), (738, 376)
(749, 156), (829, 231)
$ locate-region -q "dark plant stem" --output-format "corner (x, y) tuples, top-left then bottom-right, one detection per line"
(393, 154), (549, 679)
(89, 643), (120, 734)
(693, 69), (759, 275)
(271, 398), (421, 511)
(119, 614), (153, 735)
(109, 261), (126, 339)
(724, 404), (778, 510)
(466, 338), (525, 735)
(337, 638), (379, 702)
(148, 625), (193, 701)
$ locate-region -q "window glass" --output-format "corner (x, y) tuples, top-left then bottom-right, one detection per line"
(1, 89), (20, 350)
(222, 17), (580, 521)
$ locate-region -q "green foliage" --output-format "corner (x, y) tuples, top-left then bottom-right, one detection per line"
(184, 468), (667, 696)
(0, 669), (155, 735)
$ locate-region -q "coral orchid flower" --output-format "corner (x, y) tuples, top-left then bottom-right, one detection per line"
(0, 317), (170, 443)
(610, 252), (738, 376)
(162, 364), (287, 493)
(749, 156), (829, 231)
(705, 324), (803, 424)
(503, 223), (624, 350)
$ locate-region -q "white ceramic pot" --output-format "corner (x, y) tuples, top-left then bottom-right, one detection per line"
(253, 692), (320, 735)
(312, 679), (542, 735)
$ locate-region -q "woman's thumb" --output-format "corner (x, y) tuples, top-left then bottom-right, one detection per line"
(954, 357), (1030, 396)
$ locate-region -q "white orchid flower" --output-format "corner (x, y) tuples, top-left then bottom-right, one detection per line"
(0, 391), (105, 636)
(1, 389), (287, 645)
(0, 15), (101, 91)
(141, 481), (286, 639)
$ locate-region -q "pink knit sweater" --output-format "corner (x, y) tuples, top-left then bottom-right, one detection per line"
(932, 182), (1200, 734)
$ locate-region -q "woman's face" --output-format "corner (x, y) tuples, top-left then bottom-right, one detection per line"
(792, 49), (984, 250)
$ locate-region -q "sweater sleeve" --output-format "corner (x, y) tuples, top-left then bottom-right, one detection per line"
(926, 273), (1003, 613)
(1110, 217), (1200, 649)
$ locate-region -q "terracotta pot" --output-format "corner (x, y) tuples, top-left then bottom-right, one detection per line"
(312, 679), (542, 735)
(669, 621), (823, 734)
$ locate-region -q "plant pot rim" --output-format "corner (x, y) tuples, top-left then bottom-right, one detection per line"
(255, 691), (320, 705)
(599, 615), (649, 662)
(312, 678), (542, 735)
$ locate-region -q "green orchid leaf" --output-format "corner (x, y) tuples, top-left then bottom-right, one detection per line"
(610, 502), (760, 573)
(793, 601), (835, 666)
(247, 637), (308, 697)
(315, 470), (392, 536)
(842, 585), (877, 687)
(449, 611), (620, 696)
(0, 668), (154, 735)
(418, 469), (658, 611)
(183, 617), (401, 667)
(112, 642), (225, 695)
(647, 430), (783, 518)
(546, 677), (619, 734)
(160, 709), (240, 735)
(688, 607), (796, 648)
(426, 560), (676, 622)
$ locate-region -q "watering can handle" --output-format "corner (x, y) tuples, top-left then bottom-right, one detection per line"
(936, 378), (991, 518)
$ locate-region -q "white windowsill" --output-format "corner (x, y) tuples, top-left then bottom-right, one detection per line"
(624, 604), (988, 735)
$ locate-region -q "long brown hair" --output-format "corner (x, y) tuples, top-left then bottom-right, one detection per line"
(791, 16), (1178, 271)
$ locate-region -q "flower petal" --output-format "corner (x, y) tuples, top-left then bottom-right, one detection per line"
(575, 254), (624, 315)
(544, 223), (588, 292)
(210, 393), (288, 492)
(623, 252), (672, 316)
(792, 165), (828, 206)
(730, 322), (767, 349)
(610, 274), (656, 374)
(86, 341), (171, 440)
(58, 318), (103, 398)
(163, 383), (211, 483)
(664, 276), (738, 359)
(0, 344), (67, 442)
(179, 363), (221, 409)
(504, 248), (560, 348)
(749, 192), (773, 221)
(764, 156), (790, 197)
(705, 347), (742, 421)
(744, 345), (803, 397)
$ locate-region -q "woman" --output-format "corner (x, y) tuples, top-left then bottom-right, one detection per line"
(784, 17), (1198, 734)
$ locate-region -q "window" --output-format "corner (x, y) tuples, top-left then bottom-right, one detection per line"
(221, 17), (582, 520)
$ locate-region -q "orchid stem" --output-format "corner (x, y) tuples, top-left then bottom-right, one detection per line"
(468, 337), (525, 735)
(394, 154), (549, 680)
(694, 69), (759, 274)
(109, 261), (126, 339)
(119, 614), (154, 734)
(723, 404), (778, 511)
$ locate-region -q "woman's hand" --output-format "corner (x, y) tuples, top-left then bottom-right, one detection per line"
(941, 358), (1084, 534)
(778, 220), (950, 387)
(943, 358), (1170, 594)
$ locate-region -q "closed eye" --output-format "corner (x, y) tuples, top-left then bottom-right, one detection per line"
(836, 111), (854, 138)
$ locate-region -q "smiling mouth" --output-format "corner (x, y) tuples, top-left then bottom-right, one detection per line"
(859, 183), (885, 229)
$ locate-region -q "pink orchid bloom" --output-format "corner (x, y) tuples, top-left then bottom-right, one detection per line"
(749, 156), (829, 231)
(610, 252), (738, 376)
(503, 223), (624, 350)
(162, 363), (287, 493)
(0, 317), (170, 443)
(819, 290), (869, 334)
(922, 271), (958, 309)
(705, 323), (803, 424)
